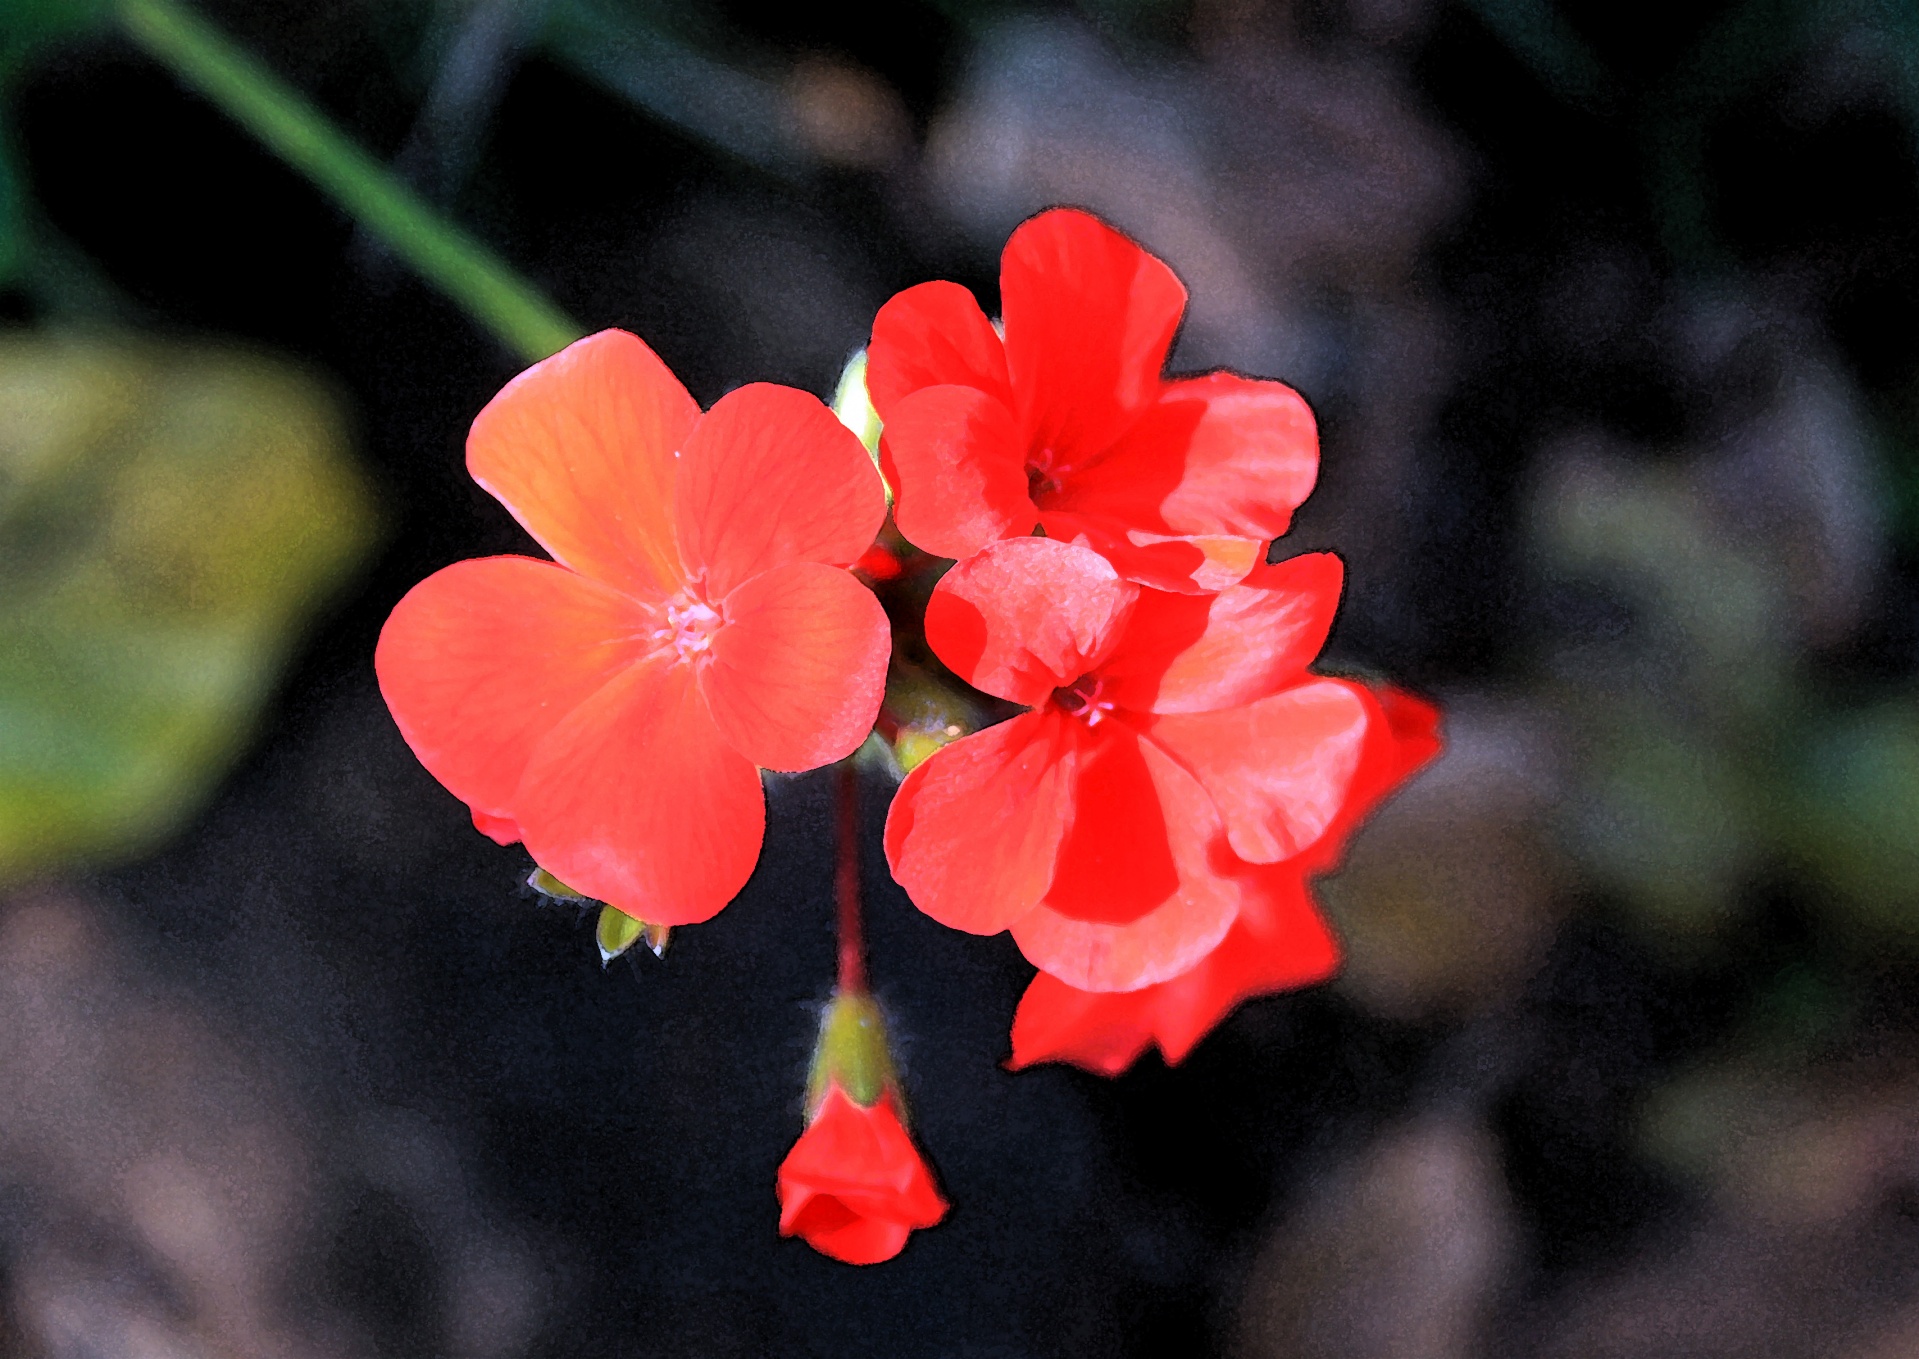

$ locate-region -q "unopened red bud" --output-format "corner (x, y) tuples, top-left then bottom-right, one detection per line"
(778, 989), (947, 1264)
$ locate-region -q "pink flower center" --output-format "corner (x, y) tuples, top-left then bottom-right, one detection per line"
(1052, 674), (1114, 726)
(653, 594), (722, 663)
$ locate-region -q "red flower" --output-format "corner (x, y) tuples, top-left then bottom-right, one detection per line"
(885, 535), (1396, 993)
(375, 330), (890, 925)
(865, 207), (1319, 593)
(777, 1083), (949, 1265)
(1008, 688), (1443, 1074)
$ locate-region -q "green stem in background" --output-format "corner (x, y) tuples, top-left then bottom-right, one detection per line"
(115, 0), (583, 365)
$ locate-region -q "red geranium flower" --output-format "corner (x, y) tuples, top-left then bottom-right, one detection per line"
(1007, 688), (1443, 1075)
(777, 1082), (949, 1265)
(375, 330), (890, 925)
(865, 207), (1319, 593)
(885, 535), (1390, 993)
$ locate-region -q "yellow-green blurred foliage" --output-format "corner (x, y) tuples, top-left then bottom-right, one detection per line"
(0, 332), (375, 882)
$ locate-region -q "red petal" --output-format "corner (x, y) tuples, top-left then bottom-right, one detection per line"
(513, 654), (765, 926)
(1100, 553), (1345, 714)
(883, 385), (1036, 561)
(1009, 864), (1339, 1074)
(700, 562), (890, 773)
(675, 383), (887, 598)
(467, 330), (697, 599)
(374, 556), (649, 831)
(884, 712), (1075, 935)
(866, 280), (1011, 414)
(471, 809), (522, 844)
(1040, 372), (1320, 593)
(1001, 208), (1186, 467)
(924, 537), (1137, 706)
(1009, 736), (1237, 991)
(1294, 682), (1446, 876)
(1038, 723), (1179, 925)
(1100, 372), (1319, 534)
(777, 1087), (948, 1265)
(1145, 678), (1371, 864)
(1037, 512), (1263, 595)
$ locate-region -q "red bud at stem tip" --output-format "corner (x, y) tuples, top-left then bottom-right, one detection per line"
(777, 991), (947, 1264)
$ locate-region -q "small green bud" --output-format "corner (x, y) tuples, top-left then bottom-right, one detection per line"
(883, 674), (980, 774)
(831, 350), (889, 504)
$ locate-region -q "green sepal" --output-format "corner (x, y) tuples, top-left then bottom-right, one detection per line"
(595, 904), (644, 965)
(807, 990), (897, 1113)
(527, 866), (595, 903)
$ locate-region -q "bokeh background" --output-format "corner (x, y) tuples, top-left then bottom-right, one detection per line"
(5, 0), (1919, 1354)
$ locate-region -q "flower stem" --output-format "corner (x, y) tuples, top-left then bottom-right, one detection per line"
(114, 0), (584, 365)
(836, 758), (866, 996)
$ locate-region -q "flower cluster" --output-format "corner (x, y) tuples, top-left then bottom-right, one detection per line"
(375, 206), (1440, 1264)
(871, 209), (1440, 1074)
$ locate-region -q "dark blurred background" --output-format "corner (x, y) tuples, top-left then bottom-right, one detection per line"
(5, 0), (1919, 1354)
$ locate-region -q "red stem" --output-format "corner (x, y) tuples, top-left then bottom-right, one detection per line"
(836, 758), (867, 996)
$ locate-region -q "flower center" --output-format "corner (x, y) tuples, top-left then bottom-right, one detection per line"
(1026, 446), (1065, 504)
(1052, 674), (1114, 726)
(654, 595), (722, 663)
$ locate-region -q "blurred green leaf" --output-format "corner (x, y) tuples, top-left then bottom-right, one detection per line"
(1573, 705), (1760, 942)
(0, 333), (377, 883)
(0, 1), (113, 288)
(1792, 699), (1919, 944)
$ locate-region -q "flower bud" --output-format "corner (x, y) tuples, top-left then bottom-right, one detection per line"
(881, 673), (981, 775)
(830, 349), (883, 459)
(777, 990), (948, 1264)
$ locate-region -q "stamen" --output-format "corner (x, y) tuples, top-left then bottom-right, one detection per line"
(1052, 675), (1114, 726)
(652, 596), (722, 663)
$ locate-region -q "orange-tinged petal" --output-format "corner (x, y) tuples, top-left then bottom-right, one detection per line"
(883, 711), (1075, 935)
(924, 537), (1137, 706)
(374, 556), (651, 832)
(1101, 553), (1345, 714)
(1009, 736), (1237, 991)
(883, 385), (1035, 561)
(866, 280), (1011, 414)
(675, 383), (887, 599)
(467, 329), (697, 599)
(514, 653), (764, 926)
(1145, 678), (1371, 864)
(1001, 208), (1186, 467)
(700, 562), (890, 773)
